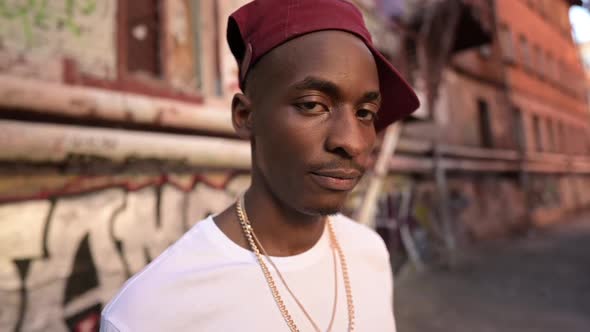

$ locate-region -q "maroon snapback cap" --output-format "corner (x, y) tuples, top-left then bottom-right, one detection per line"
(227, 0), (420, 131)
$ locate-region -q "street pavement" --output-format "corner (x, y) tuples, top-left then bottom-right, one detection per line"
(394, 212), (590, 332)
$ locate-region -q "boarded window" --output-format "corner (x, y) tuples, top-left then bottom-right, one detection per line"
(538, 50), (546, 78)
(546, 53), (555, 82)
(513, 108), (526, 151)
(554, 121), (562, 152)
(519, 35), (531, 70)
(499, 25), (515, 62)
(547, 119), (555, 152)
(533, 115), (543, 152)
(125, 0), (162, 76)
(531, 45), (542, 76)
(477, 99), (493, 148)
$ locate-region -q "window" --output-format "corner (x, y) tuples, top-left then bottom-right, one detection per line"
(555, 121), (562, 152)
(557, 60), (564, 84)
(499, 25), (515, 62)
(477, 99), (494, 148)
(538, 50), (546, 78)
(519, 35), (531, 70)
(513, 108), (526, 151)
(123, 0), (162, 76)
(553, 59), (561, 83)
(531, 45), (543, 76)
(533, 115), (543, 152)
(546, 53), (558, 82)
(547, 119), (555, 152)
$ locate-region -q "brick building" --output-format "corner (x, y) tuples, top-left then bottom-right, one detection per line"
(398, 0), (590, 239)
(581, 40), (590, 89)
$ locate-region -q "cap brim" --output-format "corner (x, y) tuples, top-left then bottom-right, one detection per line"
(368, 46), (420, 131)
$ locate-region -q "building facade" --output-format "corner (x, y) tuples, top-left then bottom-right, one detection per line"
(580, 40), (590, 98)
(0, 1), (252, 331)
(399, 0), (590, 240)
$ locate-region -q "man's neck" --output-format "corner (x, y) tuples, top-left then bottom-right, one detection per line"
(241, 187), (327, 257)
(213, 184), (328, 258)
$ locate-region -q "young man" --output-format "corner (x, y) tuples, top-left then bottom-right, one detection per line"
(100, 0), (419, 331)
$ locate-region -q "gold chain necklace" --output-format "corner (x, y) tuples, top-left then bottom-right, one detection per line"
(236, 196), (355, 331)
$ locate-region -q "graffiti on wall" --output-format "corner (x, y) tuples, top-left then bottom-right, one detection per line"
(0, 0), (116, 81)
(0, 173), (249, 332)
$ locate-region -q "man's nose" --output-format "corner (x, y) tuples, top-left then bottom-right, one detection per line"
(324, 107), (374, 159)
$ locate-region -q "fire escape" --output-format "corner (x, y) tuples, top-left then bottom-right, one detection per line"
(394, 0), (494, 119)
(355, 0), (495, 267)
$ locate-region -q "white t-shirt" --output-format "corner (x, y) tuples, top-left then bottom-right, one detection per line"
(100, 214), (396, 331)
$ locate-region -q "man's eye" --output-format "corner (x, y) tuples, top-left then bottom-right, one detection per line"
(357, 109), (377, 122)
(297, 102), (327, 113)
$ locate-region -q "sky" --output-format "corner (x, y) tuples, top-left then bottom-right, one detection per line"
(570, 1), (590, 43)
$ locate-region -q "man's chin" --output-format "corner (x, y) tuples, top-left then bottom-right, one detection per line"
(314, 207), (341, 217)
(302, 199), (345, 217)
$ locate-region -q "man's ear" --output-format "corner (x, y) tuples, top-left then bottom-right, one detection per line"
(231, 93), (253, 139)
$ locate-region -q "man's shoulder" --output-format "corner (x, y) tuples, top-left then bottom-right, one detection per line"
(332, 214), (388, 256)
(101, 216), (218, 325)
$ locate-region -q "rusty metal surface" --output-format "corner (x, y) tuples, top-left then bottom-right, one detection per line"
(0, 75), (234, 134)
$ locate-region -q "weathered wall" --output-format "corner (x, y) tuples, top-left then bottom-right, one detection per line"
(435, 69), (516, 149)
(0, 0), (117, 81)
(531, 174), (590, 226)
(0, 172), (249, 331)
(162, 0), (198, 92)
(445, 175), (527, 240)
(496, 0), (589, 147)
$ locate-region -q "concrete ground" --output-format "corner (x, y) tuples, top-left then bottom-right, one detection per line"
(394, 212), (590, 332)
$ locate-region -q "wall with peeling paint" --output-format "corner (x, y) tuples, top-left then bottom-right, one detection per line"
(0, 172), (249, 331)
(0, 0), (117, 81)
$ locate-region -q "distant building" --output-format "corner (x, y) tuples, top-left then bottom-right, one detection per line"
(580, 40), (590, 95)
(404, 0), (590, 232)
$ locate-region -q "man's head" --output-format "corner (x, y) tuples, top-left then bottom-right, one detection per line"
(227, 0), (419, 216)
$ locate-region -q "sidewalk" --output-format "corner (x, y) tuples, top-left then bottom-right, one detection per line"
(394, 212), (590, 332)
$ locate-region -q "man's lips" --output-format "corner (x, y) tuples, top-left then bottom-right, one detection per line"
(309, 169), (362, 191)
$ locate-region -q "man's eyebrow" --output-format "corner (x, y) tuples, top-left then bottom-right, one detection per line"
(360, 91), (381, 103)
(292, 76), (381, 104)
(292, 76), (341, 98)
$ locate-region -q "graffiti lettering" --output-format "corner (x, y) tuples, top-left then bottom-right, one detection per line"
(0, 177), (245, 331)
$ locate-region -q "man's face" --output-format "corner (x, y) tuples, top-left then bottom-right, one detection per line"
(242, 30), (381, 216)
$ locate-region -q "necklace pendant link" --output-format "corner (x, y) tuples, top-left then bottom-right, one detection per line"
(236, 195), (355, 332)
